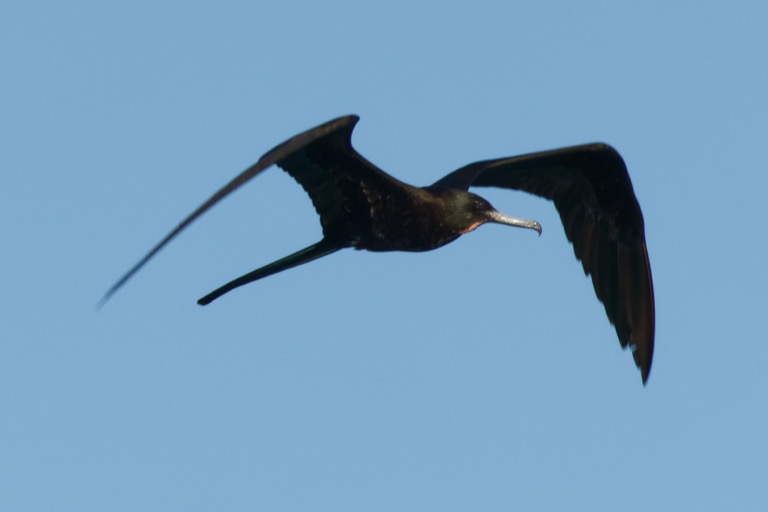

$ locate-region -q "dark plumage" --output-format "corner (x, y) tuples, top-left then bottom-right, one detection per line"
(102, 115), (655, 383)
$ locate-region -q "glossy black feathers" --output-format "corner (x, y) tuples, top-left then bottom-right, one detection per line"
(437, 144), (654, 382)
(103, 116), (655, 383)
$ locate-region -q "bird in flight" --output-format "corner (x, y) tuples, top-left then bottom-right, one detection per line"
(102, 115), (655, 383)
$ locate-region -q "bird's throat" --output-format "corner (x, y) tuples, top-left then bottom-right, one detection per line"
(459, 220), (484, 235)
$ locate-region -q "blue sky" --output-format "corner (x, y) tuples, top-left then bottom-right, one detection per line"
(2, 1), (767, 510)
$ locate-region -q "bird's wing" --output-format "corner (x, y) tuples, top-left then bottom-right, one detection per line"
(274, 119), (410, 237)
(101, 114), (384, 305)
(437, 144), (654, 383)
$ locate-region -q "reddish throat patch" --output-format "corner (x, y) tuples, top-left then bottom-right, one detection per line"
(459, 220), (485, 235)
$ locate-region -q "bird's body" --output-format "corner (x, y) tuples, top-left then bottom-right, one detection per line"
(103, 115), (655, 383)
(275, 127), (539, 253)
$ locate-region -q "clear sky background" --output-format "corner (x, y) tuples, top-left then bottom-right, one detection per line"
(2, 1), (767, 510)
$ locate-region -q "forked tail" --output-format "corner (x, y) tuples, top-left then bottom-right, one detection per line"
(197, 239), (343, 305)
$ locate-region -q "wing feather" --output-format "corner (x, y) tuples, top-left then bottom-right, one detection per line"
(440, 143), (655, 383)
(101, 115), (363, 305)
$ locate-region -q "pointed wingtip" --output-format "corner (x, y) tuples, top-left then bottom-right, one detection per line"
(634, 345), (652, 386)
(641, 361), (652, 386)
(96, 283), (122, 311)
(95, 295), (110, 312)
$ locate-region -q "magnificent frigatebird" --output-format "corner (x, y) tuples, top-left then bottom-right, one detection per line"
(102, 115), (655, 383)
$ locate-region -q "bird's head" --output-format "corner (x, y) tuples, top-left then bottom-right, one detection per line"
(445, 190), (542, 236)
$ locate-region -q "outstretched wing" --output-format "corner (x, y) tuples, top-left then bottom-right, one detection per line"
(101, 114), (387, 305)
(436, 144), (655, 383)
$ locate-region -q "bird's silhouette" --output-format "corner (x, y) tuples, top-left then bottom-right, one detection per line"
(102, 115), (655, 383)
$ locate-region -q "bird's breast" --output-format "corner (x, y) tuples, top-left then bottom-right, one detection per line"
(355, 183), (461, 252)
